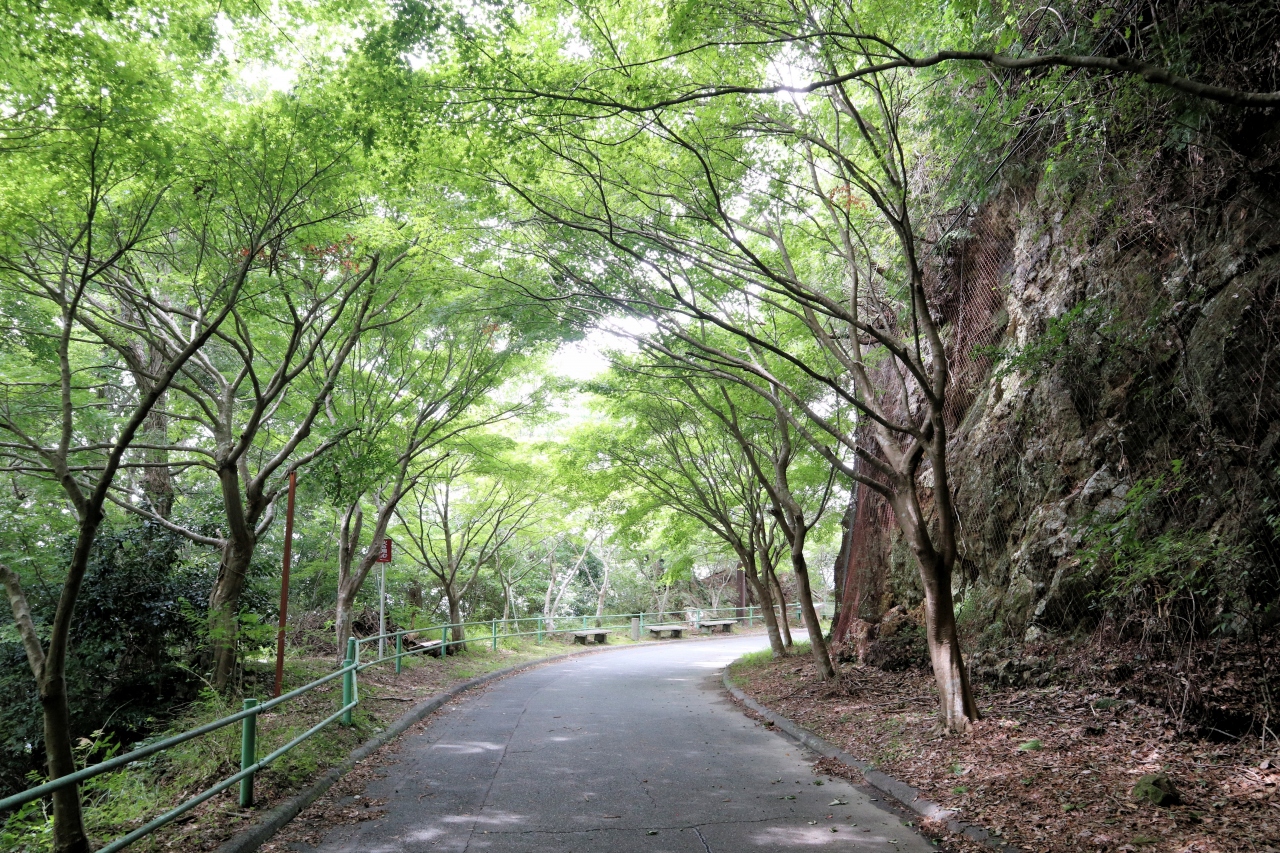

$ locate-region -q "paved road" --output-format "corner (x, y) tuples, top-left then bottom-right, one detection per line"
(300, 636), (935, 852)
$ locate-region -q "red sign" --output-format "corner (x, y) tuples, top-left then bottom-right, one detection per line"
(376, 538), (392, 563)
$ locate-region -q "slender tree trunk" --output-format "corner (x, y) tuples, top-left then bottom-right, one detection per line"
(594, 561), (611, 627)
(334, 504), (363, 661)
(546, 565), (575, 633)
(3, 527), (102, 853)
(140, 404), (174, 518)
(126, 329), (174, 519)
(831, 500), (856, 638)
(207, 461), (265, 690)
(334, 597), (355, 660)
(741, 557), (785, 657)
(768, 564), (793, 647)
(137, 344), (173, 518)
(894, 491), (979, 731)
(208, 537), (254, 691)
(446, 590), (467, 649)
(542, 560), (557, 632)
(790, 543), (836, 680)
(921, 571), (977, 732)
(49, 524), (101, 853)
(39, 670), (89, 853)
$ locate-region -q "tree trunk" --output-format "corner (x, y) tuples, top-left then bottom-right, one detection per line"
(207, 460), (264, 690)
(127, 330), (174, 520)
(334, 598), (355, 662)
(446, 593), (467, 650)
(741, 558), (785, 657)
(542, 560), (557, 632)
(140, 404), (174, 518)
(922, 575), (977, 732)
(790, 544), (836, 680)
(334, 504), (363, 660)
(830, 499), (856, 638)
(545, 565), (575, 633)
(208, 536), (254, 691)
(3, 530), (101, 853)
(895, 492), (979, 732)
(594, 560), (611, 627)
(768, 564), (793, 647)
(750, 574), (786, 657)
(40, 673), (90, 853)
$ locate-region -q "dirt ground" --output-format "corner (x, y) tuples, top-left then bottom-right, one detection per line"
(729, 653), (1280, 853)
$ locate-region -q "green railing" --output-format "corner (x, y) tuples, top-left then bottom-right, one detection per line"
(0, 601), (809, 851)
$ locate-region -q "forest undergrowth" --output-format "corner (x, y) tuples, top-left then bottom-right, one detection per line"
(729, 639), (1280, 853)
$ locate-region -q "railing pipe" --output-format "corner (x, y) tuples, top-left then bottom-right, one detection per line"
(95, 697), (357, 853)
(0, 662), (356, 813)
(2, 598), (800, 847)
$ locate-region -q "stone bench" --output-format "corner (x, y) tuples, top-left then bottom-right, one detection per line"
(572, 629), (611, 645)
(647, 624), (686, 639)
(698, 619), (737, 634)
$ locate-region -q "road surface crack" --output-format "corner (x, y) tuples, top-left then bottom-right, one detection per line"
(486, 816), (781, 836)
(462, 672), (560, 853)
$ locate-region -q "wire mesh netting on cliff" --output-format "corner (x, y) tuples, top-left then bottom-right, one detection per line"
(831, 174), (1280, 734)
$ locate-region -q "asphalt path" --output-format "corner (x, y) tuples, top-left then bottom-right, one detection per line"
(298, 635), (936, 853)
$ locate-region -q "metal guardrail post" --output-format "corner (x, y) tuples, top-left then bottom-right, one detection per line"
(441, 624), (448, 655)
(395, 633), (403, 674)
(537, 616), (543, 643)
(341, 637), (356, 726)
(491, 619), (498, 651)
(239, 698), (257, 807)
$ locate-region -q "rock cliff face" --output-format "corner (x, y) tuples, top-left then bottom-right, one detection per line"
(849, 160), (1280, 647)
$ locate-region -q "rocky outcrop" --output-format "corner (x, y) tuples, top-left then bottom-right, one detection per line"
(847, 162), (1280, 647)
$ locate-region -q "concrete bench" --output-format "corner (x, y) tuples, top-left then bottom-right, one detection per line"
(698, 619), (737, 634)
(572, 629), (611, 645)
(647, 624), (686, 639)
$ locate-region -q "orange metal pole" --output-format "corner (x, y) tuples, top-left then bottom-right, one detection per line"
(273, 471), (297, 698)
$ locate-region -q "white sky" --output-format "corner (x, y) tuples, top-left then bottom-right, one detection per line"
(547, 332), (615, 381)
(546, 316), (654, 381)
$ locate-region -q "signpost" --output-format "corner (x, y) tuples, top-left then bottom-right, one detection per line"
(376, 538), (392, 658)
(272, 472), (297, 698)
